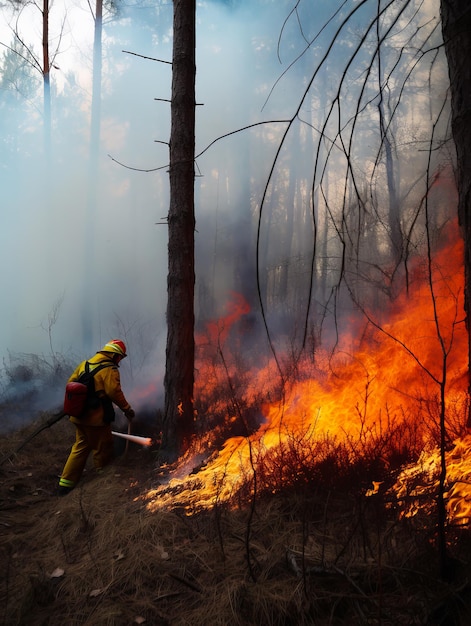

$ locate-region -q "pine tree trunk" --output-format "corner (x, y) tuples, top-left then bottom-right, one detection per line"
(441, 1), (471, 415)
(42, 0), (51, 161)
(440, 0), (471, 581)
(164, 0), (196, 454)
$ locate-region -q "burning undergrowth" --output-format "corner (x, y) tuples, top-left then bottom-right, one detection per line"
(391, 433), (471, 527)
(141, 222), (468, 522)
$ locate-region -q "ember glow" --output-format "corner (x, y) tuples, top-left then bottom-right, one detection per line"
(144, 224), (468, 518)
(392, 434), (471, 526)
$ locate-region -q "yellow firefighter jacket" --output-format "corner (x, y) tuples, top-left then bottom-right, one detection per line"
(67, 352), (131, 426)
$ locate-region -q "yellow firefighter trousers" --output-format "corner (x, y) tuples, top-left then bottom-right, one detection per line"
(59, 424), (114, 489)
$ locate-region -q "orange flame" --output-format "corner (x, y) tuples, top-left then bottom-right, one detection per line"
(200, 292), (251, 348)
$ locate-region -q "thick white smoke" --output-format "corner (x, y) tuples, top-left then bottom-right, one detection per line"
(0, 0), (449, 420)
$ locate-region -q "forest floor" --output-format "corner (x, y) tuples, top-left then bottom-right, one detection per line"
(1, 412), (471, 625)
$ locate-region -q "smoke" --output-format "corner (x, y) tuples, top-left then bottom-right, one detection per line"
(0, 0), (453, 420)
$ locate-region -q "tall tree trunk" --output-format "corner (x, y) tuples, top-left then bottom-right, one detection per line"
(164, 0), (196, 454)
(376, 31), (401, 267)
(81, 0), (103, 351)
(441, 1), (471, 416)
(440, 0), (471, 581)
(42, 0), (51, 162)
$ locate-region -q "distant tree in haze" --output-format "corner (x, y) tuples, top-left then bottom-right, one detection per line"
(41, 0), (51, 160)
(163, 0), (196, 454)
(0, 38), (38, 156)
(81, 0), (121, 350)
(89, 0), (105, 180)
(2, 0), (59, 161)
(81, 0), (106, 350)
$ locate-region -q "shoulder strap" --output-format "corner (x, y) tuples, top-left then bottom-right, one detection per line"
(79, 360), (113, 381)
(89, 361), (115, 376)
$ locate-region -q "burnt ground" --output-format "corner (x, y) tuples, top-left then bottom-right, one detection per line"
(2, 413), (471, 625)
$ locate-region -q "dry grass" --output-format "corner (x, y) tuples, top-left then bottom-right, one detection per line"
(2, 414), (471, 625)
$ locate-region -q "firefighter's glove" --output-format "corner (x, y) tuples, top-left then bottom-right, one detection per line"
(124, 407), (135, 420)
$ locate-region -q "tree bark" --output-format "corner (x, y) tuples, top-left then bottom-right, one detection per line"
(164, 0), (196, 454)
(440, 0), (471, 581)
(42, 0), (51, 161)
(441, 1), (471, 417)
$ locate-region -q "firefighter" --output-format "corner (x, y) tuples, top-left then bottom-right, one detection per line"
(58, 339), (135, 496)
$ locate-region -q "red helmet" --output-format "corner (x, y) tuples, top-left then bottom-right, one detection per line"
(100, 339), (127, 357)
